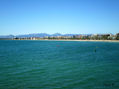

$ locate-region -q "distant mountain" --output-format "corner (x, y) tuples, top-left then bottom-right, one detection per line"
(16, 33), (82, 38)
(0, 33), (92, 38)
(63, 34), (80, 36)
(16, 33), (50, 38)
(0, 35), (14, 38)
(52, 33), (62, 36)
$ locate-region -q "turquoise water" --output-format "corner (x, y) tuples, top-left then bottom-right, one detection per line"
(0, 40), (119, 89)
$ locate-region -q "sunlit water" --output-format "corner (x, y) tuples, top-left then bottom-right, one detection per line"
(0, 40), (119, 89)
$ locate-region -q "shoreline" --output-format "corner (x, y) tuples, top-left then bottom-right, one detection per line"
(41, 39), (119, 42)
(0, 38), (119, 42)
(10, 39), (119, 42)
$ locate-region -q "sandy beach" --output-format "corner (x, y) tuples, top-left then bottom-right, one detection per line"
(11, 39), (119, 42)
(34, 39), (119, 42)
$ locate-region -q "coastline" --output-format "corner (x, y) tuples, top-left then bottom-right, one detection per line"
(0, 38), (119, 42)
(11, 39), (119, 42)
(39, 39), (119, 42)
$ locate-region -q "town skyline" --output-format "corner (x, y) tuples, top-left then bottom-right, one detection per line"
(0, 32), (119, 40)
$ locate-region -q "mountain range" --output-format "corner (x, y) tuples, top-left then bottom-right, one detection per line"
(0, 33), (92, 38)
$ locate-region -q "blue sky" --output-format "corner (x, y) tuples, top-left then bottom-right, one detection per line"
(0, 0), (119, 35)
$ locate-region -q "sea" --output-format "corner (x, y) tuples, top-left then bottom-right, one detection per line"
(0, 40), (119, 89)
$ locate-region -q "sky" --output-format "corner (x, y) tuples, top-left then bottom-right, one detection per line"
(0, 0), (119, 35)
